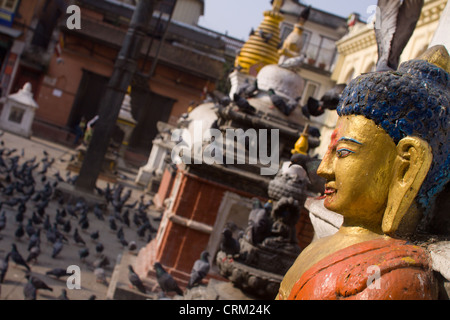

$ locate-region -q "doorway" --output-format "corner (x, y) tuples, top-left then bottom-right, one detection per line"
(68, 69), (109, 130)
(128, 88), (176, 155)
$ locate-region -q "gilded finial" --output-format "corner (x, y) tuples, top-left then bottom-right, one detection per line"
(418, 45), (450, 73)
(291, 124), (309, 155)
(272, 0), (284, 13)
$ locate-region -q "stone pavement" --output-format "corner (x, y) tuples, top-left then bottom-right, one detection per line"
(0, 130), (159, 300)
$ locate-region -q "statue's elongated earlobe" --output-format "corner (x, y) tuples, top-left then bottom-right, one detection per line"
(382, 137), (432, 235)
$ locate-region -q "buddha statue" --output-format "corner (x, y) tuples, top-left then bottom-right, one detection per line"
(277, 45), (449, 300)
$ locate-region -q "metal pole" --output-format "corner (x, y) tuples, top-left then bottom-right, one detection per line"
(75, 0), (161, 192)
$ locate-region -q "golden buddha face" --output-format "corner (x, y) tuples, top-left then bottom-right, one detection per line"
(317, 115), (398, 231)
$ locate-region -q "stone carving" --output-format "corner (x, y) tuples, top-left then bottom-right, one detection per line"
(216, 165), (309, 299)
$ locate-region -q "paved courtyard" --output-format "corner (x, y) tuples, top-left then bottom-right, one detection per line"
(0, 130), (159, 300)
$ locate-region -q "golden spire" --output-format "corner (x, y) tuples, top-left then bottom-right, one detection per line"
(234, 1), (284, 75)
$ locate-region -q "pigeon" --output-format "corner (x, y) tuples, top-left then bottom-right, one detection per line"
(133, 212), (142, 228)
(26, 245), (40, 263)
(93, 204), (105, 221)
(233, 93), (256, 115)
(153, 262), (183, 296)
(128, 241), (137, 253)
(302, 84), (346, 118)
(116, 227), (124, 240)
(79, 248), (89, 262)
(279, 55), (307, 72)
(10, 243), (31, 271)
(15, 224), (25, 240)
(51, 239), (63, 259)
(246, 198), (272, 245)
(15, 209), (24, 224)
(128, 265), (146, 293)
(95, 242), (104, 255)
(25, 219), (36, 238)
(0, 211), (6, 233)
(31, 212), (42, 226)
(122, 210), (130, 227)
(23, 278), (36, 300)
(63, 219), (71, 233)
(58, 288), (69, 300)
(109, 216), (117, 231)
(320, 84), (346, 110)
(187, 251), (210, 289)
(0, 253), (10, 283)
(27, 229), (41, 251)
(136, 224), (147, 238)
(43, 215), (51, 231)
(73, 228), (86, 246)
(45, 226), (57, 244)
(25, 274), (53, 292)
(66, 204), (78, 220)
(258, 29), (273, 43)
(94, 267), (108, 285)
(267, 89), (294, 116)
(90, 230), (99, 241)
(236, 79), (259, 98)
(45, 267), (70, 279)
(118, 235), (128, 247)
(93, 255), (110, 269)
(220, 228), (240, 257)
(79, 216), (89, 231)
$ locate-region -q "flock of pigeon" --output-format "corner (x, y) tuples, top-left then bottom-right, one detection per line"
(0, 133), (212, 300)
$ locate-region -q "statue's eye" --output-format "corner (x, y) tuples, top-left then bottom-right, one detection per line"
(336, 148), (354, 158)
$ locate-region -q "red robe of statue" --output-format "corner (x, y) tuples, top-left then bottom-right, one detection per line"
(280, 238), (437, 300)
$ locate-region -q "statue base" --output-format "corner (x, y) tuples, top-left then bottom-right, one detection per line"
(215, 251), (282, 300)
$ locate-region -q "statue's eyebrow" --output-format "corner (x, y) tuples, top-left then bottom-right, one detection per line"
(337, 137), (363, 145)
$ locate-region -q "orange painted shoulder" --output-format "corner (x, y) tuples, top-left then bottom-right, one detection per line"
(286, 238), (437, 300)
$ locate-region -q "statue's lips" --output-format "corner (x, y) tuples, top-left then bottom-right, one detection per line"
(324, 184), (336, 195)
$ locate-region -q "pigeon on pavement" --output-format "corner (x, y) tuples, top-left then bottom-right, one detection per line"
(25, 274), (53, 292)
(128, 265), (146, 294)
(187, 251), (210, 289)
(10, 243), (31, 271)
(46, 268), (70, 279)
(0, 253), (10, 283)
(154, 262), (183, 296)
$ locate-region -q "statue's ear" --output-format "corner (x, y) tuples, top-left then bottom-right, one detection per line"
(382, 137), (432, 235)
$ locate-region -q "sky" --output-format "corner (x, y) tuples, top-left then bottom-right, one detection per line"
(198, 0), (377, 40)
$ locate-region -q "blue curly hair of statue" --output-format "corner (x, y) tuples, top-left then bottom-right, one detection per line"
(336, 58), (449, 217)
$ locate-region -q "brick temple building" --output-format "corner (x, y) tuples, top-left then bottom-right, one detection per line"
(0, 0), (243, 165)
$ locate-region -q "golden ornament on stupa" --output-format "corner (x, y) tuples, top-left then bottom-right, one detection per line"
(291, 124), (309, 155)
(234, 0), (284, 76)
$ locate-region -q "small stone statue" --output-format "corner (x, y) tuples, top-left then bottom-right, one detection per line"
(262, 197), (301, 253)
(277, 45), (450, 300)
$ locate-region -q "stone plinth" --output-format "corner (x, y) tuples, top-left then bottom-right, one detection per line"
(67, 145), (118, 183)
(216, 251), (282, 300)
